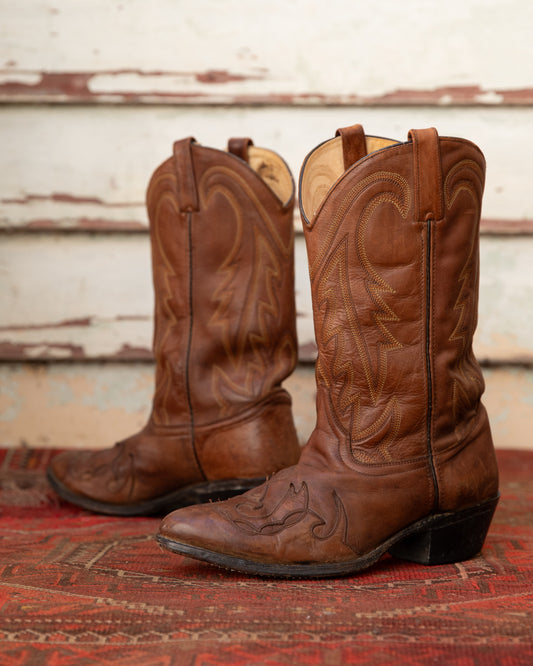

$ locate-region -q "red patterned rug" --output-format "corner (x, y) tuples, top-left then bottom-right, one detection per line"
(0, 447), (532, 666)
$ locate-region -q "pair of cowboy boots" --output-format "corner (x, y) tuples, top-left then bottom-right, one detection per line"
(48, 124), (499, 578)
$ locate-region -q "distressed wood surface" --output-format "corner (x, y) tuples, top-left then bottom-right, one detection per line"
(1, 105), (533, 231)
(1, 363), (531, 451)
(1, 233), (531, 364)
(1, 0), (532, 452)
(1, 0), (532, 105)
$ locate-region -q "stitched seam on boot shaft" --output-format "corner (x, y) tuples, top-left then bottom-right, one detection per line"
(410, 128), (442, 511)
(445, 159), (485, 441)
(426, 219), (439, 510)
(185, 210), (206, 481)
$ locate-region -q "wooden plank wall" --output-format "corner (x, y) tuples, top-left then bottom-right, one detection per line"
(1, 0), (532, 450)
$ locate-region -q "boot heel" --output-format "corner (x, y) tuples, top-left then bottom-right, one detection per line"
(389, 496), (499, 565)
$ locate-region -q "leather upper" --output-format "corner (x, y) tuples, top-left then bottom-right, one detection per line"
(48, 138), (301, 509)
(159, 126), (499, 563)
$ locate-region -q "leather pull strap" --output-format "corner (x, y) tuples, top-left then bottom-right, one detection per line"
(408, 128), (444, 222)
(173, 137), (199, 213)
(336, 124), (367, 171)
(228, 137), (253, 162)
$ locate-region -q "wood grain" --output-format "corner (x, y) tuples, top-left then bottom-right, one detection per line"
(1, 234), (531, 363)
(1, 106), (532, 231)
(1, 0), (532, 449)
(1, 0), (531, 105)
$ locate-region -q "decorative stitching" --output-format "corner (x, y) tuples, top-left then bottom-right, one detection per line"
(311, 171), (411, 464)
(149, 171), (188, 426)
(199, 166), (297, 417)
(444, 159), (485, 441)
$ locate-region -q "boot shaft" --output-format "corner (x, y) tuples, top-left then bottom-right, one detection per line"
(146, 138), (297, 427)
(299, 125), (488, 465)
(156, 125), (500, 575)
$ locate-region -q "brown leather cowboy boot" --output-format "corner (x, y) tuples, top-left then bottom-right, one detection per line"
(47, 137), (301, 515)
(157, 125), (500, 577)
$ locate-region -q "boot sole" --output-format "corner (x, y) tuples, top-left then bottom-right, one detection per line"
(157, 495), (499, 578)
(46, 470), (266, 516)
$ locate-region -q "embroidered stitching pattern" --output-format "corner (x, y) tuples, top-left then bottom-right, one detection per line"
(200, 166), (297, 416)
(312, 171), (410, 463)
(219, 476), (357, 554)
(149, 170), (186, 426)
(444, 159), (485, 435)
(212, 171), (414, 544)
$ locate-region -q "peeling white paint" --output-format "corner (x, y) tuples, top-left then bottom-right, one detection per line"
(475, 90), (505, 105)
(1, 106), (533, 230)
(478, 238), (533, 361)
(0, 0), (532, 455)
(0, 233), (531, 364)
(0, 364), (531, 450)
(0, 364), (154, 448)
(1, 0), (532, 97)
(0, 71), (41, 85)
(88, 73), (201, 95)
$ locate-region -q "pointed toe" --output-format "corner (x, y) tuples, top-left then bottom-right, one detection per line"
(158, 504), (232, 553)
(155, 125), (499, 579)
(47, 450), (70, 483)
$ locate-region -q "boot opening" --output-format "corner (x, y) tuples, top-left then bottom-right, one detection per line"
(300, 134), (399, 223)
(247, 147), (294, 206)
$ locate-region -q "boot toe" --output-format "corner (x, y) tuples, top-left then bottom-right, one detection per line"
(48, 450), (70, 482)
(48, 449), (91, 491)
(159, 504), (234, 554)
(47, 447), (128, 510)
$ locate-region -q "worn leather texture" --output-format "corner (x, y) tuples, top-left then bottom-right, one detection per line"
(48, 139), (300, 512)
(159, 126), (499, 566)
